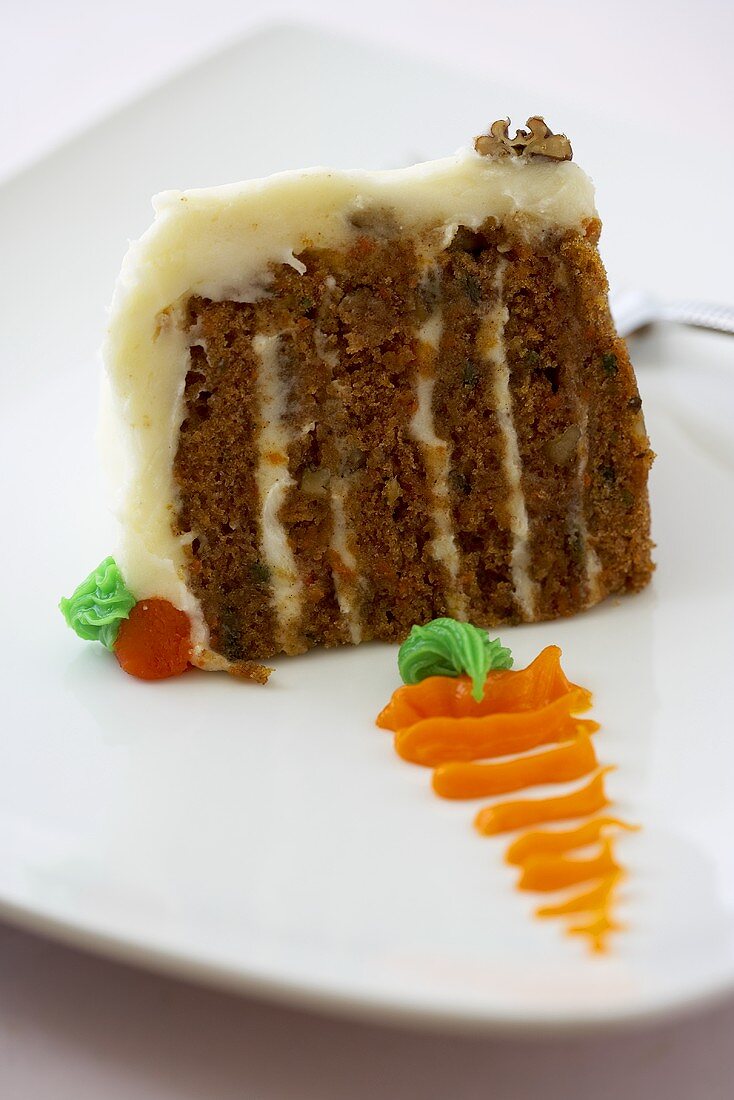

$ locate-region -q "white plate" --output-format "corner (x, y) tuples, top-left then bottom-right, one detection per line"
(1, 26), (734, 1033)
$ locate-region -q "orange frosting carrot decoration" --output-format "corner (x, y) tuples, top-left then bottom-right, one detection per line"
(115, 598), (192, 680)
(379, 626), (638, 954)
(432, 731), (598, 800)
(395, 690), (597, 767)
(474, 768), (613, 836)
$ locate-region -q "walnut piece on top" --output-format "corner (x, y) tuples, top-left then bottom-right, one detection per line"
(475, 117), (573, 161)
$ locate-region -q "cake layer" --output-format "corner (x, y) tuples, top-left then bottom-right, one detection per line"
(103, 135), (652, 668)
(172, 217), (651, 662)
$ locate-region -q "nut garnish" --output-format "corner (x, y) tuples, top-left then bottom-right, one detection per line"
(474, 117), (572, 161)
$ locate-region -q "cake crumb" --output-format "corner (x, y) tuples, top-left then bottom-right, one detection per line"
(227, 660), (274, 685)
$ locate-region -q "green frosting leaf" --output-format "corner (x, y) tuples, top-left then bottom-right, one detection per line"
(59, 557), (136, 650)
(398, 617), (513, 702)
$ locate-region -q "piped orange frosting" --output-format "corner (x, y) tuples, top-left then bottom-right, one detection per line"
(377, 645), (636, 953)
(473, 767), (613, 836)
(432, 731), (597, 799)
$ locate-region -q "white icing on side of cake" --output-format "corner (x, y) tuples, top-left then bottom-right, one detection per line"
(99, 307), (211, 655)
(103, 147), (595, 653)
(252, 333), (304, 647)
(479, 259), (539, 621)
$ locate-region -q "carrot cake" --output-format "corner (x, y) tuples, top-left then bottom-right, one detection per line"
(83, 117), (653, 676)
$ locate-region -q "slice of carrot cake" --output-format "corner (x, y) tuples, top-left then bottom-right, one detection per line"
(79, 117), (652, 676)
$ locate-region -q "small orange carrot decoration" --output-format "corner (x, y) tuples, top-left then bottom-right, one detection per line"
(115, 598), (192, 680)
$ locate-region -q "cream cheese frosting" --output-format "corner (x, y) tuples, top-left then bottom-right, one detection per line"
(102, 146), (596, 663)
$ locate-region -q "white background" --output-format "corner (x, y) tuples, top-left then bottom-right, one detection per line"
(4, 0), (733, 183)
(2, 2), (734, 1097)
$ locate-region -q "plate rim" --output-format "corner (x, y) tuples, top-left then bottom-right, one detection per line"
(2, 890), (733, 1036)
